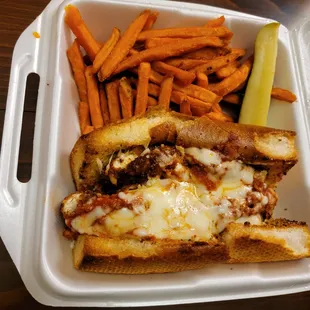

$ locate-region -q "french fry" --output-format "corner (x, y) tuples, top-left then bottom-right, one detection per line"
(174, 83), (220, 105)
(105, 81), (122, 122)
(180, 98), (192, 115)
(189, 50), (246, 75)
(147, 96), (158, 106)
(135, 62), (151, 115)
(92, 27), (121, 73)
(205, 16), (225, 27)
(152, 61), (196, 86)
(65, 5), (101, 61)
(129, 48), (139, 55)
(191, 106), (208, 116)
(132, 89), (158, 107)
(222, 93), (241, 104)
(158, 75), (174, 110)
(146, 68), (220, 104)
(233, 81), (246, 92)
(132, 65), (222, 105)
(84, 66), (104, 128)
(207, 111), (233, 122)
(98, 10), (151, 82)
(183, 47), (231, 60)
(216, 60), (239, 79)
(145, 37), (184, 49)
(146, 82), (213, 111)
(99, 83), (110, 124)
(83, 125), (94, 135)
(271, 87), (296, 103)
(78, 101), (91, 133)
(231, 48), (247, 55)
(137, 26), (232, 41)
(119, 77), (134, 119)
(208, 56), (253, 96)
(196, 72), (209, 88)
(67, 39), (88, 102)
(165, 58), (218, 70)
(143, 12), (159, 30)
(114, 36), (225, 75)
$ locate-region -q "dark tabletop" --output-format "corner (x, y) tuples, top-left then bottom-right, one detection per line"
(0, 0), (309, 308)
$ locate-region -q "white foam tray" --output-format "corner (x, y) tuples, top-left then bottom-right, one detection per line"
(1, 0), (310, 307)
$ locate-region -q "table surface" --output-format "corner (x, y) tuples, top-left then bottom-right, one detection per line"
(0, 0), (309, 308)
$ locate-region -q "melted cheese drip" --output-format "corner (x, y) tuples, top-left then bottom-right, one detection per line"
(65, 147), (267, 240)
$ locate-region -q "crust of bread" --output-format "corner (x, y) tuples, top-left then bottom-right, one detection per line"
(72, 219), (310, 274)
(71, 107), (297, 190)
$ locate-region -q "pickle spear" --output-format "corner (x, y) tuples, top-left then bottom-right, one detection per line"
(239, 22), (280, 126)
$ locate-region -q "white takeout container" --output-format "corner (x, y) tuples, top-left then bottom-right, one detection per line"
(1, 0), (310, 307)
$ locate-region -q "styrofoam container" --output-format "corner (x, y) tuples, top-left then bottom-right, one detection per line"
(1, 0), (310, 307)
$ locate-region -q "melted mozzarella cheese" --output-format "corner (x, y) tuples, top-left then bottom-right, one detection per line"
(112, 150), (139, 169)
(65, 147), (267, 240)
(185, 147), (221, 165)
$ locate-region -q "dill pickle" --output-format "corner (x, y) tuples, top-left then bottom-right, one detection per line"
(239, 22), (280, 126)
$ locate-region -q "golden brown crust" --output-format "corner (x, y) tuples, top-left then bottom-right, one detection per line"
(70, 107), (297, 190)
(73, 236), (228, 274)
(72, 219), (310, 274)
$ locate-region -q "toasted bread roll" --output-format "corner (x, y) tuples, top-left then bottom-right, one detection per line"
(73, 219), (310, 274)
(70, 107), (297, 190)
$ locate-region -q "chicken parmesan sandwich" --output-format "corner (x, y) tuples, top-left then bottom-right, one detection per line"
(61, 107), (310, 274)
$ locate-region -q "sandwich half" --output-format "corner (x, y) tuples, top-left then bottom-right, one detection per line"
(61, 107), (310, 274)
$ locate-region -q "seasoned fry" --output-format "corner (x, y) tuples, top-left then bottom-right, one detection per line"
(129, 48), (139, 55)
(92, 28), (120, 73)
(105, 81), (122, 122)
(146, 82), (212, 111)
(180, 98), (192, 115)
(147, 96), (158, 106)
(78, 101), (91, 133)
(183, 47), (231, 60)
(205, 16), (225, 27)
(85, 67), (104, 128)
(158, 75), (174, 110)
(191, 106), (208, 116)
(233, 81), (246, 92)
(114, 36), (225, 75)
(83, 125), (94, 135)
(135, 62), (151, 115)
(207, 111), (233, 122)
(65, 5), (101, 61)
(222, 93), (241, 104)
(174, 83), (220, 104)
(196, 72), (209, 88)
(132, 89), (158, 107)
(271, 87), (296, 103)
(152, 61), (196, 86)
(119, 77), (134, 119)
(143, 12), (159, 30)
(99, 83), (110, 125)
(67, 39), (88, 102)
(98, 10), (151, 82)
(141, 68), (220, 104)
(216, 61), (239, 79)
(145, 37), (184, 49)
(165, 58), (215, 70)
(208, 56), (253, 96)
(137, 26), (232, 41)
(189, 50), (246, 75)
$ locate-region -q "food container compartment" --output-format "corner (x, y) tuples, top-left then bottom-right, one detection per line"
(0, 0), (310, 307)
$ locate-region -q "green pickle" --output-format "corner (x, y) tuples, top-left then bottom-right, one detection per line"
(239, 22), (280, 126)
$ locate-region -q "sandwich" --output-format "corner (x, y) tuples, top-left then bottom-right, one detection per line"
(61, 107), (310, 274)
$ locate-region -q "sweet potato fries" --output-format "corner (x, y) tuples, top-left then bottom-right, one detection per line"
(65, 6), (297, 135)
